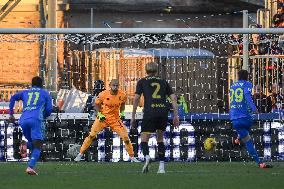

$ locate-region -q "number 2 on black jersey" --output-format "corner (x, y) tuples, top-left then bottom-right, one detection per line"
(151, 82), (161, 99)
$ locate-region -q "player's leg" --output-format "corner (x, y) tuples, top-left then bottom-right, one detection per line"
(156, 117), (168, 174)
(26, 139), (42, 175)
(111, 121), (139, 162)
(243, 121), (272, 168)
(234, 125), (251, 145)
(140, 118), (155, 173)
(233, 118), (271, 168)
(242, 134), (261, 163)
(156, 130), (165, 173)
(140, 132), (151, 173)
(75, 119), (105, 161)
(233, 119), (260, 162)
(26, 119), (44, 175)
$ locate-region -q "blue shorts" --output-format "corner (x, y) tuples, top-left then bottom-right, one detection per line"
(20, 119), (45, 141)
(232, 118), (253, 139)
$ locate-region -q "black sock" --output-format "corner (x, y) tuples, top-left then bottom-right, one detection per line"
(157, 142), (165, 161)
(141, 142), (149, 156)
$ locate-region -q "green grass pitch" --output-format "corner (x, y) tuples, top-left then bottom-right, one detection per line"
(0, 161), (283, 189)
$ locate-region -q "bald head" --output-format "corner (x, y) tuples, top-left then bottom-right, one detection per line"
(110, 79), (119, 85)
(109, 79), (119, 94)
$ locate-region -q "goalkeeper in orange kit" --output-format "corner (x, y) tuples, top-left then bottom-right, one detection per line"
(74, 79), (140, 162)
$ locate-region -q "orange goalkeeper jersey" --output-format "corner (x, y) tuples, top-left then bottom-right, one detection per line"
(95, 89), (126, 120)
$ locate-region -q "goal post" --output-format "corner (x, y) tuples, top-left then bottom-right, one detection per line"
(0, 27), (283, 34)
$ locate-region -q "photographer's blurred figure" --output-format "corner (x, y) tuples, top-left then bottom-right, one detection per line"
(84, 80), (105, 115)
(268, 83), (283, 111)
(252, 85), (271, 113)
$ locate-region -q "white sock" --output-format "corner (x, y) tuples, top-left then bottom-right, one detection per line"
(145, 155), (150, 161)
(159, 161), (165, 170)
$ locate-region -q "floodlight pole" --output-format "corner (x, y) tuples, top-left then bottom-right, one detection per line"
(90, 7), (94, 52)
(39, 0), (46, 86)
(243, 10), (249, 71)
(47, 0), (58, 96)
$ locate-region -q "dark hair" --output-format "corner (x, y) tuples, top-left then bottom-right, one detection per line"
(32, 76), (43, 88)
(238, 70), (248, 81)
(93, 79), (105, 96)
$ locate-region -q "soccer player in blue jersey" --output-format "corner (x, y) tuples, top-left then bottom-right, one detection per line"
(230, 70), (272, 168)
(9, 76), (53, 175)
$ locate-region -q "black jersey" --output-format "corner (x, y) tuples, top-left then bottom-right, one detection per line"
(135, 76), (173, 118)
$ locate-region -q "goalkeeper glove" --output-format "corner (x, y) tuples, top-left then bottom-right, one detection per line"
(97, 112), (106, 121)
(119, 111), (125, 120)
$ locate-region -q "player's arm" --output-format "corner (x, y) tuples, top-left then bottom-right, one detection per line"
(9, 92), (23, 121)
(131, 80), (143, 128)
(169, 94), (180, 127)
(120, 102), (125, 112)
(166, 81), (179, 127)
(244, 84), (258, 113)
(94, 92), (105, 121)
(94, 103), (102, 112)
(120, 102), (126, 120)
(94, 92), (104, 112)
(43, 92), (53, 119)
(94, 103), (106, 121)
(119, 93), (127, 120)
(132, 94), (141, 120)
(170, 94), (178, 117)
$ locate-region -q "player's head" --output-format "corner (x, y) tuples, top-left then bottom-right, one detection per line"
(145, 62), (158, 75)
(32, 76), (43, 88)
(93, 79), (105, 95)
(238, 70), (248, 81)
(109, 79), (119, 93)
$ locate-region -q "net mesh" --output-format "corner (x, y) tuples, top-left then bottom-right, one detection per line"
(0, 32), (284, 162)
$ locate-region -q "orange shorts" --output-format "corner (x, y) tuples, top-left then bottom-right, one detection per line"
(89, 118), (129, 141)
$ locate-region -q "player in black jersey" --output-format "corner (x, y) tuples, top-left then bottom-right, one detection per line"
(131, 62), (179, 174)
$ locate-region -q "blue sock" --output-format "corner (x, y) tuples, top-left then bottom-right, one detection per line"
(245, 139), (261, 164)
(28, 148), (41, 168)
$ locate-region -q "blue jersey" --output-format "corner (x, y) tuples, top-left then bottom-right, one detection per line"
(229, 80), (257, 120)
(9, 87), (53, 122)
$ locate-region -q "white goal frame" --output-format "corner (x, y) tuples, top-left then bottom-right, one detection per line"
(0, 28), (283, 34)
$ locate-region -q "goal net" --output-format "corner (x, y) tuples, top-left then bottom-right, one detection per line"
(0, 28), (284, 162)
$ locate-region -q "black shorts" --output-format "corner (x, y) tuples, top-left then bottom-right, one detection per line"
(141, 116), (168, 133)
